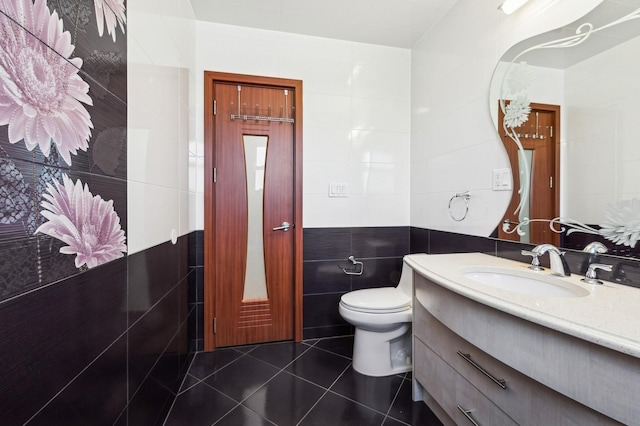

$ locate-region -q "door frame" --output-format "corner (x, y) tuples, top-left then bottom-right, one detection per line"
(203, 71), (304, 351)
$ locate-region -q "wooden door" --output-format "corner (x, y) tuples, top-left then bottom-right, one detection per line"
(204, 73), (303, 350)
(498, 103), (560, 246)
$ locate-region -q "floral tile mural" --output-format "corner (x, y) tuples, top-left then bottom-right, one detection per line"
(0, 0), (127, 300)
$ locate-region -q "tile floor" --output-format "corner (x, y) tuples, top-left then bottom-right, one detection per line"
(164, 336), (443, 425)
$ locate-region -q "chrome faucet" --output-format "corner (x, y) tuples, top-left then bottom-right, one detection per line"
(581, 263), (612, 285)
(521, 249), (543, 271)
(532, 244), (571, 276)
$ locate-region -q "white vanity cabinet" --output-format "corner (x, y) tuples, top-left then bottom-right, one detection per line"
(412, 271), (633, 426)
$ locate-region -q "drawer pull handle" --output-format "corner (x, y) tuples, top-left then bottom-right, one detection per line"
(457, 405), (480, 426)
(457, 351), (507, 389)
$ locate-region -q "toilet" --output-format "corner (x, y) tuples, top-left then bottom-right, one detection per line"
(339, 262), (413, 377)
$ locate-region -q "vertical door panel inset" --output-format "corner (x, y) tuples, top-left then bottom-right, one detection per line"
(518, 149), (533, 243)
(243, 135), (269, 301)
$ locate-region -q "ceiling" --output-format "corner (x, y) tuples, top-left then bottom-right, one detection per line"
(189, 0), (459, 48)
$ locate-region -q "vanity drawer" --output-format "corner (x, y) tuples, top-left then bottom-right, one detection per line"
(415, 338), (516, 426)
(414, 302), (620, 425)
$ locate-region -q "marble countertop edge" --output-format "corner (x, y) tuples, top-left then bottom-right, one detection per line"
(404, 252), (640, 358)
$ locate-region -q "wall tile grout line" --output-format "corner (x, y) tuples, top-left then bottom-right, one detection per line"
(22, 328), (129, 425)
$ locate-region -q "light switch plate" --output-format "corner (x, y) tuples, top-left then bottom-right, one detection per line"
(329, 182), (348, 197)
(492, 168), (512, 191)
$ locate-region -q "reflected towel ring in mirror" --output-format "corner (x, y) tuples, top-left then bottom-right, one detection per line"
(449, 191), (471, 222)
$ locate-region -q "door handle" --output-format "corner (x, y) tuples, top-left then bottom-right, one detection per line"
(272, 222), (290, 232)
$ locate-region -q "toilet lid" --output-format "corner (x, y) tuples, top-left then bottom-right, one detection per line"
(340, 287), (411, 313)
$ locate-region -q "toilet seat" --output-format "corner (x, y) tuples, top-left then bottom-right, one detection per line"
(340, 287), (411, 314)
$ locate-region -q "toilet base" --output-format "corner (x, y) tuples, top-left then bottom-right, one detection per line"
(352, 323), (412, 377)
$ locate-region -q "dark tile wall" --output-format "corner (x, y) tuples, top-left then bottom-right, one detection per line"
(188, 231), (205, 352)
(302, 227), (410, 339)
(126, 237), (193, 424)
(0, 235), (193, 425)
(0, 259), (127, 425)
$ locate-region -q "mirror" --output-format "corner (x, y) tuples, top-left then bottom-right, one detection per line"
(490, 0), (640, 257)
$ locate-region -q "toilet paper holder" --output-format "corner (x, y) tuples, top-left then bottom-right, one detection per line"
(341, 255), (364, 276)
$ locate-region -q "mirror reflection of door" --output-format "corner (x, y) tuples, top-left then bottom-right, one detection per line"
(498, 102), (560, 246)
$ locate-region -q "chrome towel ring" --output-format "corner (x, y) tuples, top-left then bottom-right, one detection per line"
(448, 191), (470, 221)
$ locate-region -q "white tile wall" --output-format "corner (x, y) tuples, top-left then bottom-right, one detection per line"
(127, 0), (196, 254)
(125, 0), (606, 250)
(195, 23), (412, 229)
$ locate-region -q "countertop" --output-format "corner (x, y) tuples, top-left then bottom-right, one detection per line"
(404, 252), (640, 358)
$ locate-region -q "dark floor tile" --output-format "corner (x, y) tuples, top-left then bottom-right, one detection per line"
(164, 382), (237, 426)
(285, 347), (351, 388)
(387, 379), (443, 426)
(299, 391), (386, 425)
(243, 371), (326, 425)
(178, 374), (201, 394)
(188, 348), (245, 380)
(167, 339), (443, 426)
(214, 405), (275, 426)
(330, 367), (404, 414)
(314, 336), (354, 359)
(204, 355), (280, 402)
(234, 344), (258, 353)
(247, 341), (311, 369)
(383, 416), (408, 425)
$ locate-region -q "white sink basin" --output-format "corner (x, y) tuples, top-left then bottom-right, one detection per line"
(461, 267), (589, 298)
